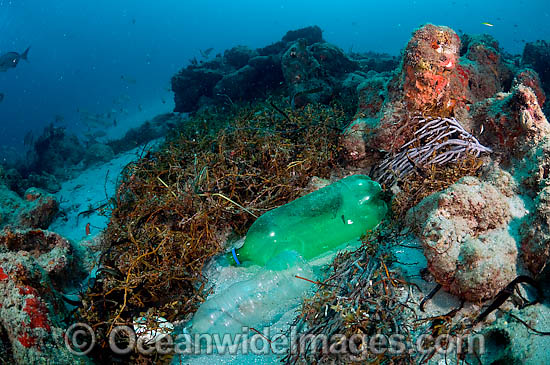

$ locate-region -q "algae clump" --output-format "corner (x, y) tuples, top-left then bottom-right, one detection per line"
(230, 175), (387, 266)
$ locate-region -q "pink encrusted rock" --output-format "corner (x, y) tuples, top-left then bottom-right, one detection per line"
(0, 253), (89, 364)
(406, 176), (517, 301)
(470, 84), (550, 159)
(513, 68), (546, 107)
(0, 228), (71, 288)
(460, 34), (514, 103)
(401, 24), (464, 113)
(17, 188), (59, 229)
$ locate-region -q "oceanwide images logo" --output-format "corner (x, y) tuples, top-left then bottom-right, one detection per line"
(65, 323), (485, 358)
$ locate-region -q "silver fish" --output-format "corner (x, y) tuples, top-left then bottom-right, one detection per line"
(0, 46), (30, 72)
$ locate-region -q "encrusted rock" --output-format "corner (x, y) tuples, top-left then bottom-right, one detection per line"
(309, 43), (358, 76)
(223, 45), (257, 69)
(340, 118), (382, 168)
(461, 34), (515, 103)
(213, 65), (259, 102)
(520, 186), (550, 275)
(17, 188), (59, 230)
(0, 186), (59, 230)
(516, 138), (550, 193)
(522, 40), (550, 94)
(281, 25), (323, 45)
(0, 252), (90, 364)
(281, 40), (332, 107)
(30, 126), (84, 178)
(355, 74), (388, 119)
(401, 24), (463, 112)
(171, 68), (224, 113)
(0, 228), (72, 286)
(470, 84), (550, 158)
(0, 230), (90, 365)
(406, 176), (517, 301)
(513, 68), (546, 107)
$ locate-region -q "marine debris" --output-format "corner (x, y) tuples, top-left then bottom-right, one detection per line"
(77, 99), (346, 362)
(229, 174), (387, 266)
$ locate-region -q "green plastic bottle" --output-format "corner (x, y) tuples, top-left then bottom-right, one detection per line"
(228, 175), (387, 266)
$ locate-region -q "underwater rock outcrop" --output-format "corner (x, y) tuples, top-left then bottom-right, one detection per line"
(469, 84), (550, 159)
(0, 184), (59, 230)
(337, 23), (549, 303)
(341, 24), (522, 165)
(171, 25), (397, 113)
(171, 68), (224, 112)
(513, 68), (546, 107)
(82, 143), (115, 166)
(522, 40), (550, 95)
(28, 124), (84, 178)
(520, 186), (550, 275)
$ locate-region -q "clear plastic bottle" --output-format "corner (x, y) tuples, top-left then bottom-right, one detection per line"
(190, 251), (313, 337)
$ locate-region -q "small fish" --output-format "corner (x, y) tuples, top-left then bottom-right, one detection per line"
(481, 22), (494, 27)
(0, 93), (3, 103)
(85, 223), (91, 236)
(0, 46), (30, 72)
(341, 215), (346, 224)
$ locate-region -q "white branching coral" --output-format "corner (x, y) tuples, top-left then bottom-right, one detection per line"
(373, 117), (492, 185)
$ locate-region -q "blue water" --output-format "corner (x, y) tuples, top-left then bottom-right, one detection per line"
(0, 0), (549, 156)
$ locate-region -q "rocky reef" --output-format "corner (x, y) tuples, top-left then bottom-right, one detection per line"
(282, 24), (550, 364)
(1, 23), (550, 364)
(171, 25), (398, 113)
(337, 23), (550, 300)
